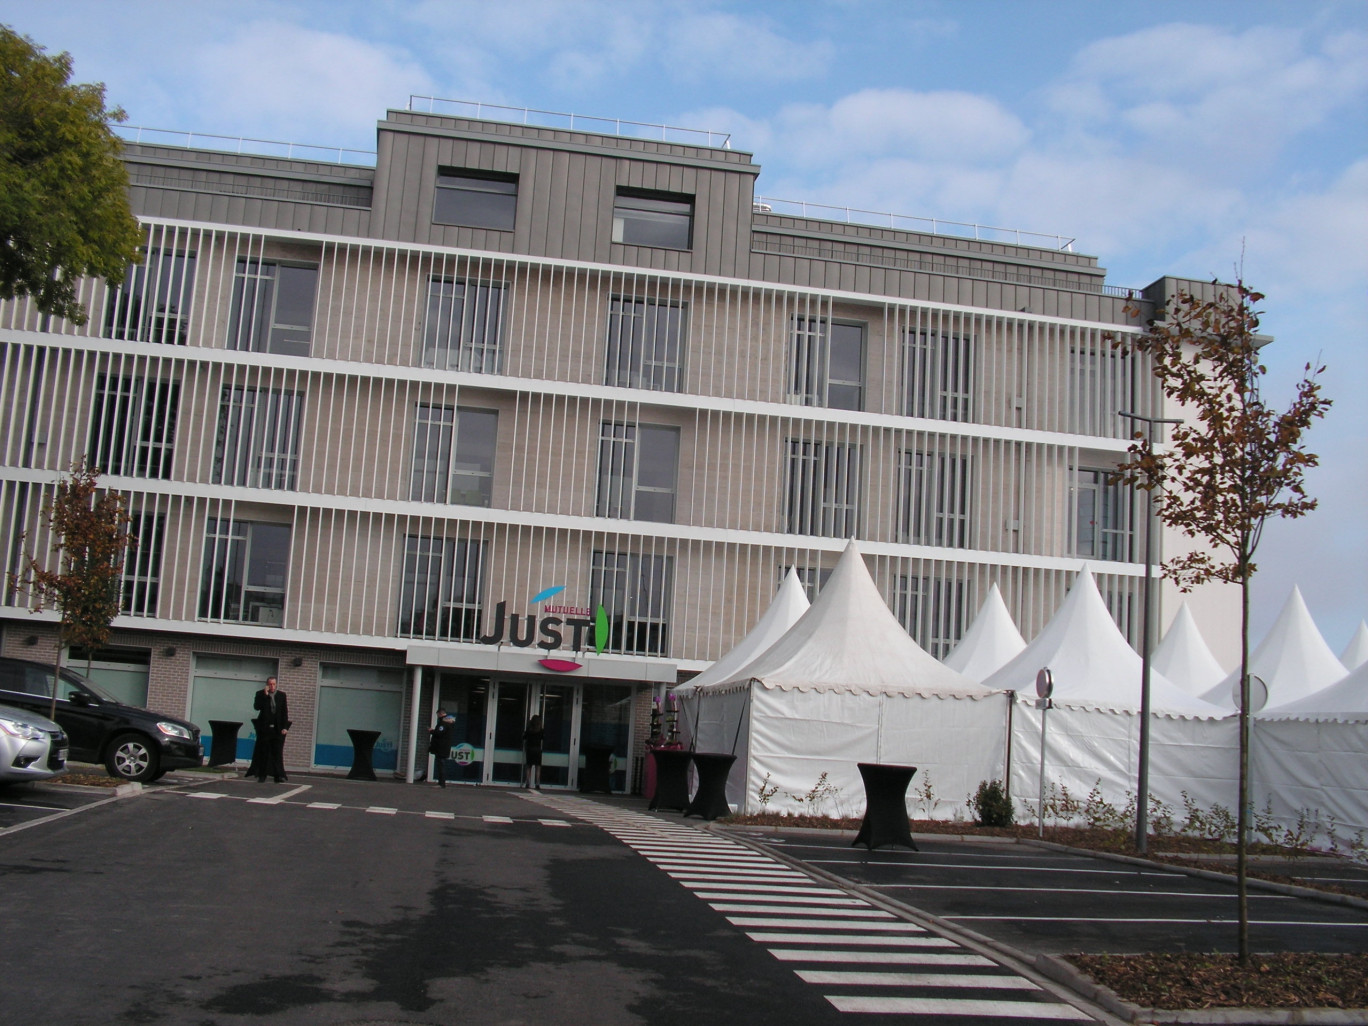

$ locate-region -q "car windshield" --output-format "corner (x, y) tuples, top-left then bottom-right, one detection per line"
(59, 670), (120, 704)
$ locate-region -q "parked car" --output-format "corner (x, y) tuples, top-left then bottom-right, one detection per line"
(0, 702), (68, 784)
(0, 657), (202, 783)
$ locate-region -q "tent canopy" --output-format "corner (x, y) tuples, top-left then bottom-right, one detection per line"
(1152, 602), (1227, 697)
(673, 567), (809, 697)
(1200, 586), (1347, 710)
(1263, 658), (1368, 719)
(1340, 621), (1368, 672)
(700, 540), (988, 698)
(943, 582), (1026, 683)
(982, 569), (1220, 715)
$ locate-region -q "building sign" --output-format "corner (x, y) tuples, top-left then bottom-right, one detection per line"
(474, 586), (612, 671)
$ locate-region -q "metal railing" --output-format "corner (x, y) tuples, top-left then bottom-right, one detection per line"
(113, 125), (376, 166)
(754, 195), (1076, 252)
(407, 96), (732, 149)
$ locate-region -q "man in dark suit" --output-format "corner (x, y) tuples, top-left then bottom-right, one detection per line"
(428, 708), (454, 787)
(252, 676), (291, 783)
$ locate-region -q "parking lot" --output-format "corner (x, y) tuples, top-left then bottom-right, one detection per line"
(724, 829), (1368, 958)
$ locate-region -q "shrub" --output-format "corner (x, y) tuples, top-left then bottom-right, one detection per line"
(971, 779), (1014, 827)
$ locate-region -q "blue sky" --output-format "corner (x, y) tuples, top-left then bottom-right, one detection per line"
(4, 0), (1365, 652)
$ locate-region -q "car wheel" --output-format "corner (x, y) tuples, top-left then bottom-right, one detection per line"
(105, 733), (160, 783)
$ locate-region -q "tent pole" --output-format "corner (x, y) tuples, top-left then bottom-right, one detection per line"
(1003, 690), (1015, 802)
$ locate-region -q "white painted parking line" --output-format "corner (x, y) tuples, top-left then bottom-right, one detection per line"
(483, 815), (514, 824)
(752, 934), (950, 948)
(538, 818), (571, 827)
(807, 859), (1173, 877)
(797, 969), (1039, 989)
(947, 915), (1368, 927)
(694, 893), (865, 905)
(827, 996), (1093, 1019)
(877, 884), (1291, 899)
(307, 802), (341, 809)
(711, 904), (896, 918)
(769, 948), (976, 963)
(425, 811), (455, 820)
(727, 917), (928, 931)
(365, 806), (397, 815)
(185, 792), (226, 799)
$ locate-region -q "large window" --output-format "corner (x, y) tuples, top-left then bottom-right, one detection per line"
(213, 386), (303, 490)
(790, 317), (864, 410)
(88, 375), (179, 479)
(612, 189), (693, 250)
(896, 575), (970, 660)
(122, 509), (165, 617)
(423, 276), (505, 372)
(432, 169), (518, 231)
(397, 536), (487, 641)
(104, 248), (196, 345)
(410, 404), (498, 506)
(227, 259), (317, 357)
(199, 519), (291, 626)
(1074, 468), (1133, 561)
(898, 450), (971, 548)
(590, 551), (673, 656)
(596, 422), (679, 523)
(1069, 347), (1137, 436)
(786, 439), (861, 538)
(605, 296), (686, 391)
(904, 329), (973, 421)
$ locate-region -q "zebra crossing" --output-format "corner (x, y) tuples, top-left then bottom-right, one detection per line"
(523, 792), (1100, 1023)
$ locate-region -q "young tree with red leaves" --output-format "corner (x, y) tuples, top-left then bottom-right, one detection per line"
(8, 461), (132, 721)
(1110, 280), (1331, 962)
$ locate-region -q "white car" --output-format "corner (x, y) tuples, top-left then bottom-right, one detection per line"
(0, 703), (68, 784)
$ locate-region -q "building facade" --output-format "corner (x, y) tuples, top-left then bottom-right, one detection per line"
(0, 105), (1236, 788)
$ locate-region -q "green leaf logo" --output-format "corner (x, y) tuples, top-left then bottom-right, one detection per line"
(594, 604), (609, 655)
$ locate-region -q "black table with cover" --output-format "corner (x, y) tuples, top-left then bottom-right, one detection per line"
(346, 729), (382, 781)
(207, 720), (242, 767)
(579, 743), (615, 793)
(852, 762), (919, 850)
(648, 747), (692, 811)
(683, 751), (736, 821)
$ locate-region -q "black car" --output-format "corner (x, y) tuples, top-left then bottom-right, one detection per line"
(0, 657), (202, 782)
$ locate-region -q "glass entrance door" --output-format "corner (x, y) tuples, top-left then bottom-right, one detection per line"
(437, 673), (489, 783)
(537, 684), (578, 788)
(490, 682), (529, 784)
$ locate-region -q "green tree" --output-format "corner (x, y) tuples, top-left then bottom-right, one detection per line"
(1109, 280), (1331, 962)
(7, 461), (133, 721)
(0, 25), (142, 324)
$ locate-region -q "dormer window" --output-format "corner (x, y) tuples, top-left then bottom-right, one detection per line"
(612, 189), (693, 250)
(433, 169), (518, 231)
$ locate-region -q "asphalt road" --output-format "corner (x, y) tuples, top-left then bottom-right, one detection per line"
(0, 776), (1112, 1026)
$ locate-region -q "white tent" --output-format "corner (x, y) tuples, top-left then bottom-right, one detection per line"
(689, 540), (1002, 815)
(982, 569), (1222, 715)
(943, 583), (1026, 683)
(1151, 603), (1228, 697)
(1201, 586), (1347, 711)
(1262, 659), (1368, 719)
(672, 567), (809, 698)
(1340, 621), (1368, 672)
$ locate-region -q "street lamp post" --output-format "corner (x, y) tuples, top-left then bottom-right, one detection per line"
(1119, 411), (1182, 854)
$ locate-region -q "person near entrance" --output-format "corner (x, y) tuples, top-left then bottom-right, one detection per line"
(429, 709), (455, 787)
(251, 677), (291, 783)
(522, 714), (544, 789)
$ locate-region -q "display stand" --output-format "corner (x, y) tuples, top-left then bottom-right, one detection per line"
(852, 762), (919, 851)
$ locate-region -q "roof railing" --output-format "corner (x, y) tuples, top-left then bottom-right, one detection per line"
(407, 96), (732, 150)
(113, 125), (376, 165)
(753, 195), (1076, 252)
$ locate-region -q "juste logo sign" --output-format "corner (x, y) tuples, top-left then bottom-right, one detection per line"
(478, 586), (610, 671)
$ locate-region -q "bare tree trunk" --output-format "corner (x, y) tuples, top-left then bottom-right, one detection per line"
(1237, 565), (1251, 963)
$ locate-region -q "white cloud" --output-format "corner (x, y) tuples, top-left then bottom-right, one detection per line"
(192, 21), (437, 143)
(1045, 24), (1368, 169)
